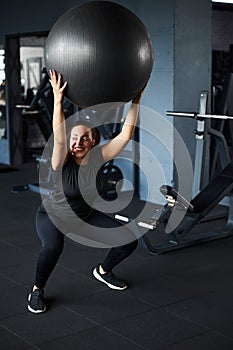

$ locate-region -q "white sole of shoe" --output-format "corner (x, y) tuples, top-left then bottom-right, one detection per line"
(93, 268), (127, 290)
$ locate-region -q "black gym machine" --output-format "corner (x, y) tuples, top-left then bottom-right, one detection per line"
(113, 90), (233, 254)
(114, 160), (233, 255)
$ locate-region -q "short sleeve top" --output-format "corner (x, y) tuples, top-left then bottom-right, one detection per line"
(43, 146), (104, 221)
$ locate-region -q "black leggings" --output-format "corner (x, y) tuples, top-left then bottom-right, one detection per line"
(35, 205), (138, 288)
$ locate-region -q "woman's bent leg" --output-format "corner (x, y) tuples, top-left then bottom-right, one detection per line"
(86, 209), (138, 270)
(101, 240), (138, 272)
(86, 210), (138, 290)
(35, 205), (64, 288)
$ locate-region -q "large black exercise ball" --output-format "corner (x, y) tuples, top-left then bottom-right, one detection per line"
(45, 1), (154, 108)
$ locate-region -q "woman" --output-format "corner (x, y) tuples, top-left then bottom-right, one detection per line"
(28, 70), (146, 313)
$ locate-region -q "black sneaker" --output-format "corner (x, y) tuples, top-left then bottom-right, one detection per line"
(28, 288), (46, 314)
(93, 264), (127, 290)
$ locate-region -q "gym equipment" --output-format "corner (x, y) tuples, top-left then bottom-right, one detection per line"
(113, 160), (233, 254)
(16, 68), (54, 144)
(111, 90), (233, 254)
(97, 161), (123, 200)
(211, 73), (233, 178)
(167, 90), (233, 197)
(45, 1), (154, 107)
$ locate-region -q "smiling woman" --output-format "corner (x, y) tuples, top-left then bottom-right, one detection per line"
(27, 69), (149, 314)
(69, 125), (97, 162)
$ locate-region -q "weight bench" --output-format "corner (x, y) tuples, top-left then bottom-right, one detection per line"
(114, 162), (233, 254)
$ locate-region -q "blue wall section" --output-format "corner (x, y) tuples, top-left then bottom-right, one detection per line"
(136, 0), (175, 202)
(174, 0), (212, 163)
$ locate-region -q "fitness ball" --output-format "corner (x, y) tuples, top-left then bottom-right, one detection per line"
(45, 1), (154, 108)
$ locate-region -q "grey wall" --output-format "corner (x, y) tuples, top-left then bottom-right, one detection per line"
(137, 0), (175, 202)
(139, 0), (212, 202)
(174, 0), (212, 164)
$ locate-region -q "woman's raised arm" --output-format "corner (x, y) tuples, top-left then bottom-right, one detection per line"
(49, 70), (68, 170)
(101, 88), (145, 162)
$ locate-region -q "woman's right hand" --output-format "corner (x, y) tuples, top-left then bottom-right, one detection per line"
(49, 69), (67, 104)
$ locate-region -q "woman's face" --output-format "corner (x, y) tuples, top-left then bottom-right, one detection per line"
(69, 125), (95, 164)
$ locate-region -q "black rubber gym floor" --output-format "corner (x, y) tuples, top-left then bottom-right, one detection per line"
(1, 162), (233, 349)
